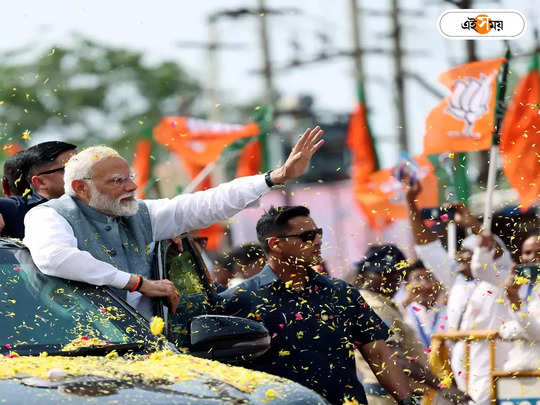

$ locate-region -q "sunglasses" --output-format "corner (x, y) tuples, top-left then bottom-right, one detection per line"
(37, 166), (65, 176)
(277, 228), (323, 243)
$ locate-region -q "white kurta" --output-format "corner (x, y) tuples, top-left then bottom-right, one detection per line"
(23, 174), (269, 289)
(499, 281), (540, 371)
(415, 240), (515, 405)
(402, 302), (448, 348)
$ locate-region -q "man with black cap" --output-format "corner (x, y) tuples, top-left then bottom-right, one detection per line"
(353, 244), (469, 405)
(0, 141), (76, 238)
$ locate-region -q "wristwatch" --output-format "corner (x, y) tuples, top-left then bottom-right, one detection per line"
(397, 398), (420, 405)
(264, 170), (275, 188)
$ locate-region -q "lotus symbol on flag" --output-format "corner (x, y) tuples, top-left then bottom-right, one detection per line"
(445, 73), (494, 139)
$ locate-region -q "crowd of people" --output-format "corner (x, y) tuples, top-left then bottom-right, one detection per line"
(0, 131), (538, 405)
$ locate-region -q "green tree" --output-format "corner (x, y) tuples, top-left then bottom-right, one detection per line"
(0, 37), (201, 156)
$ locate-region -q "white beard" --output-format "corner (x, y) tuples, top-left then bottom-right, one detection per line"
(88, 183), (139, 217)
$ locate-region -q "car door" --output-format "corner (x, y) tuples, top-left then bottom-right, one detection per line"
(154, 235), (218, 348)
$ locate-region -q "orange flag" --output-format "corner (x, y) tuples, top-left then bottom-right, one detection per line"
(154, 117), (260, 167)
(424, 58), (506, 155)
(353, 155), (438, 229)
(236, 139), (262, 178)
(133, 138), (152, 199)
(347, 100), (378, 184)
(500, 54), (540, 210)
(154, 117), (260, 192)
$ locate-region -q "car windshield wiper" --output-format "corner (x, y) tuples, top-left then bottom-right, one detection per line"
(47, 342), (149, 357)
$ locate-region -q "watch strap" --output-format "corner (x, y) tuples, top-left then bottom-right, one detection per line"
(264, 171), (274, 188)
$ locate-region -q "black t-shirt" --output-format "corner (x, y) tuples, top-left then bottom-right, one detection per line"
(220, 266), (389, 405)
(0, 194), (45, 239)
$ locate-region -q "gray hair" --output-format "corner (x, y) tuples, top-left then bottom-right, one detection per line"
(64, 146), (121, 196)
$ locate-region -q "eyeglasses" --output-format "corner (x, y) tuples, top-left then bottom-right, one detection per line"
(84, 173), (136, 186)
(37, 167), (65, 176)
(276, 228), (323, 243)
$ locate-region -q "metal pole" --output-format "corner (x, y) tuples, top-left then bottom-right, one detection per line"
(482, 145), (498, 231)
(257, 0), (275, 107)
(182, 150), (242, 194)
(207, 15), (221, 122)
(390, 0), (408, 153)
(349, 0), (364, 85)
(447, 221), (457, 259)
(483, 47), (510, 231)
(257, 0), (282, 189)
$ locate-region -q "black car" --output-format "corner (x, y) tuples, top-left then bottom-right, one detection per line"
(0, 238), (328, 404)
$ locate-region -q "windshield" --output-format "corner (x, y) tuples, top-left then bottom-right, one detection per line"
(0, 246), (158, 355)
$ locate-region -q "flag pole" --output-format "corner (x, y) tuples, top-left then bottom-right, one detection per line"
(482, 45), (511, 232)
(447, 221), (457, 259)
(182, 148), (244, 194)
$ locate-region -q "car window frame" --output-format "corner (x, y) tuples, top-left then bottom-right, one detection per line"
(156, 235), (217, 342)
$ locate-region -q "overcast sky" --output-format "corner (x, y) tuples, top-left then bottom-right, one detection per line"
(1, 0), (538, 167)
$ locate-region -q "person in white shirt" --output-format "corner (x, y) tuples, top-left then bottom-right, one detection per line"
(23, 126), (324, 316)
(401, 260), (448, 350)
(499, 233), (540, 371)
(402, 177), (514, 405)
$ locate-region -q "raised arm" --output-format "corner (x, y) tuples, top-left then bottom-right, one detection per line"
(148, 126), (324, 241)
(471, 233), (513, 285)
(401, 177), (455, 287)
(402, 176), (438, 246)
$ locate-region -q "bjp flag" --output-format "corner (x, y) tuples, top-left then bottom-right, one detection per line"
(154, 117), (260, 166)
(424, 58), (506, 155)
(500, 54), (540, 210)
(236, 138), (262, 178)
(353, 155), (438, 229)
(347, 85), (379, 184)
(133, 137), (153, 199)
(154, 117), (260, 191)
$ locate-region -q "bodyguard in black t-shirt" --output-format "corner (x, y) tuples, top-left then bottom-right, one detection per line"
(220, 205), (414, 405)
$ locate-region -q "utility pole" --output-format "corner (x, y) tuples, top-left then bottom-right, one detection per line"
(391, 0), (409, 153)
(349, 0), (365, 86)
(257, 0), (276, 108)
(207, 15), (221, 121)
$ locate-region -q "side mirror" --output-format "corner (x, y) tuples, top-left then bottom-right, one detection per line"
(190, 315), (270, 362)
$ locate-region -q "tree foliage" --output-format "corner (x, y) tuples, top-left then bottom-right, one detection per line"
(0, 37), (201, 156)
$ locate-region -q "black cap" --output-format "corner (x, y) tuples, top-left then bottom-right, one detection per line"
(355, 244), (409, 274)
(26, 141), (77, 165)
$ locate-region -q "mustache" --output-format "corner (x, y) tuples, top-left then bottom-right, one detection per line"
(118, 192), (136, 201)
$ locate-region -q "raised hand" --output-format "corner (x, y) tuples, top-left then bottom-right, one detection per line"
(401, 174), (422, 203)
(270, 126), (324, 184)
